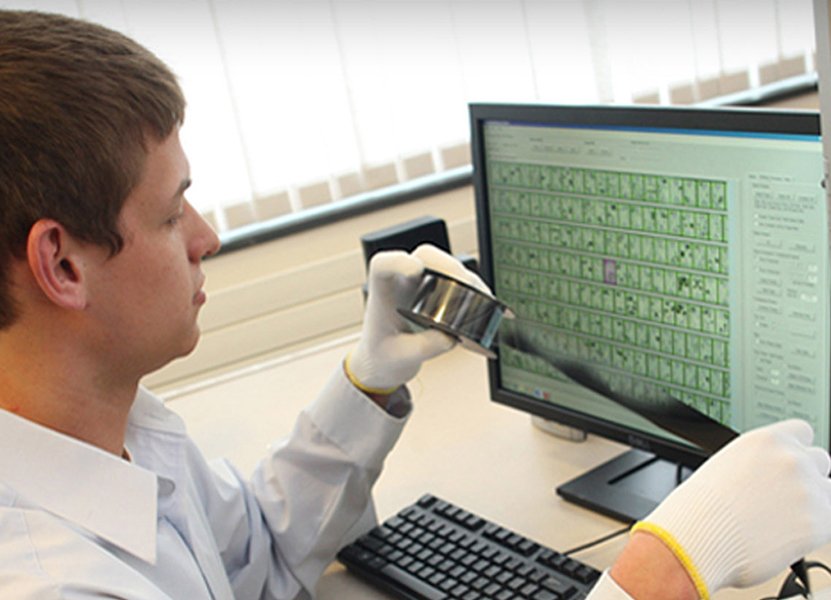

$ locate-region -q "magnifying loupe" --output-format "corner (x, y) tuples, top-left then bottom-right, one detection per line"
(398, 269), (514, 359)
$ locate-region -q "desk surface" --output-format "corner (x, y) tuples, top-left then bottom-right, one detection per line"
(161, 338), (831, 599)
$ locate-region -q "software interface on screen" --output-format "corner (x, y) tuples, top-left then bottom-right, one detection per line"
(483, 117), (830, 451)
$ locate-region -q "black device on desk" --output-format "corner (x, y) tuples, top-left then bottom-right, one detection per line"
(470, 102), (830, 522)
(338, 494), (600, 600)
(361, 216), (453, 264)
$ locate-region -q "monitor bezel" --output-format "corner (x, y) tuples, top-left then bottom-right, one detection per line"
(470, 102), (825, 469)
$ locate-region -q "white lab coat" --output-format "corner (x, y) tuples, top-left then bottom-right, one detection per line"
(0, 366), (632, 599)
(0, 369), (407, 599)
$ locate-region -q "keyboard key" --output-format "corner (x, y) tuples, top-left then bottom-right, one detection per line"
(517, 564), (535, 578)
(380, 563), (448, 600)
(471, 576), (490, 590)
(400, 506), (420, 520)
(541, 575), (577, 599)
(484, 565), (502, 579)
(418, 494), (438, 508)
(459, 570), (478, 584)
(369, 525), (394, 540)
(484, 582), (503, 596)
(494, 571), (514, 585)
(338, 544), (375, 566)
(472, 558), (490, 572)
(406, 560), (424, 575)
(575, 565), (600, 584)
(398, 555), (414, 569)
(481, 547), (499, 560)
(439, 577), (459, 592)
(527, 568), (548, 584)
(470, 541), (488, 555)
(562, 559), (582, 576)
(546, 553), (569, 571)
(507, 575), (526, 590)
(448, 530), (467, 544)
(438, 558), (456, 573)
(357, 536), (384, 553)
(494, 528), (512, 544)
(517, 539), (540, 556)
(463, 514), (486, 530)
(521, 581), (540, 596)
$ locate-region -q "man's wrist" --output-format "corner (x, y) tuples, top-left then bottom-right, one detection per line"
(343, 353), (400, 397)
(610, 531), (699, 600)
(342, 355), (407, 413)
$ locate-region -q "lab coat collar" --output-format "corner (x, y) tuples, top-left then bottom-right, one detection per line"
(0, 397), (164, 565)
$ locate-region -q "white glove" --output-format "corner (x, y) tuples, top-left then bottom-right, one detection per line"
(634, 419), (831, 597)
(346, 244), (490, 394)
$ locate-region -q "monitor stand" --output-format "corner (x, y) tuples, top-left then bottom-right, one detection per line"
(556, 449), (694, 523)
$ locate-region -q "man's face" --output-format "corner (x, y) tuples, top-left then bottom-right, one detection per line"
(84, 128), (220, 378)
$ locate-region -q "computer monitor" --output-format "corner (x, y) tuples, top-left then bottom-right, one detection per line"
(469, 103), (830, 522)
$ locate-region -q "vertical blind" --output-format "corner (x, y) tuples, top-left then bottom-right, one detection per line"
(2, 0), (817, 234)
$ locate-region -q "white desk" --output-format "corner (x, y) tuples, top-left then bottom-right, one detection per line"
(161, 338), (831, 599)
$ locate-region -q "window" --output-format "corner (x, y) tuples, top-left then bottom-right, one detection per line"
(4, 0), (817, 235)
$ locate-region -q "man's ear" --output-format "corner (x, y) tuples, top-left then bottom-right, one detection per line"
(26, 219), (89, 311)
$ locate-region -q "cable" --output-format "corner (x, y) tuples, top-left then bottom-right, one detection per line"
(757, 559), (831, 600)
(562, 524), (632, 557)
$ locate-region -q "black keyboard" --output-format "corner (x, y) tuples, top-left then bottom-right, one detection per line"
(337, 494), (602, 600)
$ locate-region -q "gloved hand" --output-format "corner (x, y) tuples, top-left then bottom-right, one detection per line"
(634, 419), (831, 598)
(346, 244), (491, 394)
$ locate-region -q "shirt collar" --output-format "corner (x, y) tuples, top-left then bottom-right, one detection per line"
(129, 386), (187, 434)
(0, 402), (161, 564)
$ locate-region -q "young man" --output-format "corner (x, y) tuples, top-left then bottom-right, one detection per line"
(0, 10), (460, 598)
(1, 9), (830, 600)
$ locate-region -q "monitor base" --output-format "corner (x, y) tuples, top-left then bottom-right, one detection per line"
(556, 449), (694, 523)
(531, 416), (588, 442)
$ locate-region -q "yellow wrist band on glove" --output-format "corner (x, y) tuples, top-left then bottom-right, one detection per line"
(632, 521), (710, 600)
(343, 353), (400, 396)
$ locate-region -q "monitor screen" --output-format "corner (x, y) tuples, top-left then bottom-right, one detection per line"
(470, 103), (830, 520)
